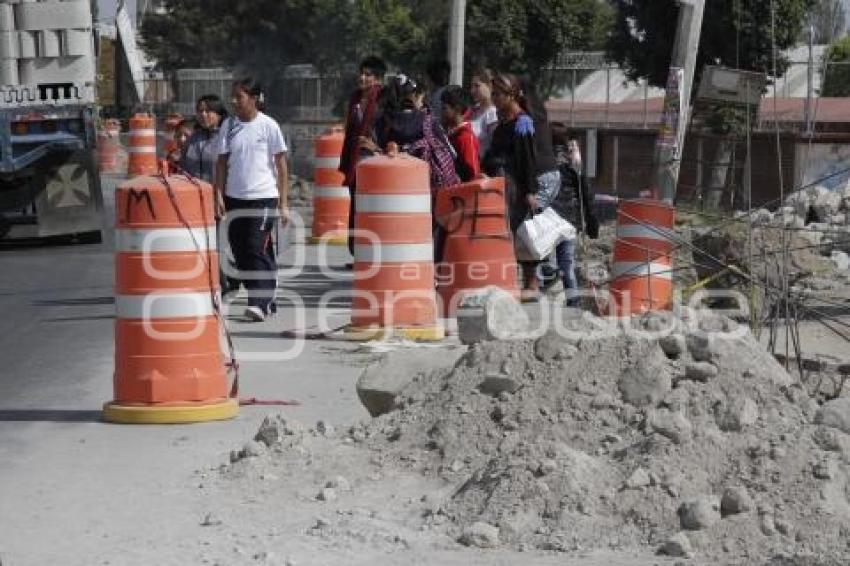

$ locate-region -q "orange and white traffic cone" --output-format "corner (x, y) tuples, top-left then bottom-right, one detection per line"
(104, 164), (237, 424)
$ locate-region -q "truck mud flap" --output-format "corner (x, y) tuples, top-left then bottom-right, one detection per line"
(32, 150), (104, 238)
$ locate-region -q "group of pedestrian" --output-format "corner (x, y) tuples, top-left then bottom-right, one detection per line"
(339, 56), (597, 305)
(162, 55), (598, 324)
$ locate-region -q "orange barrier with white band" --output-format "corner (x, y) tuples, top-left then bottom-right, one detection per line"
(309, 127), (350, 245)
(435, 177), (519, 315)
(127, 113), (157, 177)
(104, 170), (237, 424)
(609, 199), (676, 315)
(97, 119), (123, 174)
(346, 155), (443, 341)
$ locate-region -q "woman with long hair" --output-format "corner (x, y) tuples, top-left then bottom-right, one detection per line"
(181, 94), (228, 182)
(214, 78), (289, 322)
(469, 69), (499, 158)
(483, 73), (556, 302)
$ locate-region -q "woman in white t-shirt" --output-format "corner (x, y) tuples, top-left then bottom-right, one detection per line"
(469, 70), (499, 159)
(215, 78), (289, 322)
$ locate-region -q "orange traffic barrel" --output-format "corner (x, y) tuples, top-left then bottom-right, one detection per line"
(127, 113), (157, 176)
(609, 199), (676, 315)
(346, 155), (444, 341)
(308, 126), (349, 245)
(434, 177), (519, 315)
(103, 168), (237, 424)
(97, 119), (122, 174)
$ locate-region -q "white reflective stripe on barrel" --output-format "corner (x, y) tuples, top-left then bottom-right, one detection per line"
(116, 226), (217, 253)
(356, 194), (431, 214)
(616, 223), (676, 243)
(127, 146), (156, 154)
(129, 129), (157, 136)
(354, 242), (433, 263)
(611, 261), (673, 281)
(314, 156), (341, 169)
(117, 292), (216, 319)
(313, 186), (350, 198)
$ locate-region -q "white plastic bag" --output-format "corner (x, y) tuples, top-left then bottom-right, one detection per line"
(515, 207), (577, 261)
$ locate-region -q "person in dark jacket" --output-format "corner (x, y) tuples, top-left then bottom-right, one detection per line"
(550, 126), (599, 307)
(483, 73), (548, 302)
(339, 56), (386, 257)
(181, 94), (227, 183)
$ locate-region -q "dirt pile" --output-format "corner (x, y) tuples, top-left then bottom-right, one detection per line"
(352, 309), (850, 564)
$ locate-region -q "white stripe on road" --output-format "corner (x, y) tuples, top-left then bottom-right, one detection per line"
(611, 261), (673, 281)
(116, 226), (217, 253)
(354, 242), (433, 263)
(313, 156), (341, 169)
(356, 194), (431, 214)
(616, 223), (676, 243)
(313, 186), (350, 199)
(117, 292), (216, 319)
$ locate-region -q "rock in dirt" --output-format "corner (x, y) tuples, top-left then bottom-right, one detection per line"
(715, 397), (759, 432)
(686, 332), (715, 362)
(456, 287), (530, 344)
(477, 374), (521, 396)
(659, 333), (686, 359)
(460, 521), (500, 548)
(618, 345), (672, 407)
(648, 408), (692, 444)
(254, 414), (303, 447)
(325, 476), (351, 492)
(623, 467), (651, 490)
(815, 397), (850, 435)
(683, 361), (719, 382)
(534, 330), (579, 362)
(721, 486), (753, 517)
(316, 487), (337, 502)
(356, 348), (464, 417)
(658, 532), (694, 557)
(678, 496), (721, 530)
(234, 440), (266, 461)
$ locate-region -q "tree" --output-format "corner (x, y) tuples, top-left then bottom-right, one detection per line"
(808, 0), (846, 44)
(466, 0), (613, 96)
(140, 0), (613, 97)
(822, 35), (850, 95)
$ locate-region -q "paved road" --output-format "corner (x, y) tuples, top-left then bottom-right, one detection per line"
(0, 174), (370, 565)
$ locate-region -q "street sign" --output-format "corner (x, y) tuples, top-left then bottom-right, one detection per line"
(697, 66), (766, 106)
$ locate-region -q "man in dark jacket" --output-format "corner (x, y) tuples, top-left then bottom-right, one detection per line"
(339, 56), (386, 257)
(549, 139), (598, 307)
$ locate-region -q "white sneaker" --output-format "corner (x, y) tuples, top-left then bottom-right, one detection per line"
(245, 306), (265, 322)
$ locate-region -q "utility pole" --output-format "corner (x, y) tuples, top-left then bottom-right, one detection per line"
(804, 24), (814, 137)
(448, 0), (466, 85)
(654, 0), (705, 202)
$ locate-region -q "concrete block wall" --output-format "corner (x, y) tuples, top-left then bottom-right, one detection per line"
(0, 0), (95, 90)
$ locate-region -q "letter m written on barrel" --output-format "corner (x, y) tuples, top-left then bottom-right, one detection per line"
(348, 155), (443, 341)
(104, 173), (237, 424)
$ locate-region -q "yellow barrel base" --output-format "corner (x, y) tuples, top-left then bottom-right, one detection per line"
(102, 398), (238, 424)
(343, 325), (445, 342)
(307, 234), (348, 246)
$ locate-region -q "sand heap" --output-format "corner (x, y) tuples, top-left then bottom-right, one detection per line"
(351, 309), (850, 564)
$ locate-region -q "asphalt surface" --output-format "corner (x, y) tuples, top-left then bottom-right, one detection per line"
(0, 174), (370, 565)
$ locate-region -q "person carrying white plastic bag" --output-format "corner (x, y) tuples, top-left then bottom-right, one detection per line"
(515, 206), (577, 261)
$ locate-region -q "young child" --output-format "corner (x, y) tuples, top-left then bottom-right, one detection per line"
(168, 118), (196, 169)
(440, 85), (480, 182)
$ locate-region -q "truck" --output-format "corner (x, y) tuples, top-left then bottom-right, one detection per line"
(0, 0), (103, 241)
